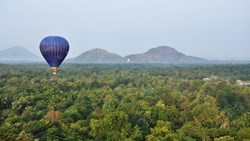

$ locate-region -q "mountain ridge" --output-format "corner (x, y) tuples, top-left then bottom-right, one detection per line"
(0, 46), (41, 62)
(0, 46), (207, 64)
(124, 46), (206, 64)
(68, 48), (125, 63)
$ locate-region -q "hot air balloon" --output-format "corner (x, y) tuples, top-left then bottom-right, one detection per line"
(40, 36), (69, 75)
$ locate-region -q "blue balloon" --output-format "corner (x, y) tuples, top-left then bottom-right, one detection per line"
(40, 36), (69, 74)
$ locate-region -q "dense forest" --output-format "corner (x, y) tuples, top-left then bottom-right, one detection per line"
(0, 63), (250, 141)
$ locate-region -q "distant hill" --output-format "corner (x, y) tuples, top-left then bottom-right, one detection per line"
(0, 46), (41, 62)
(0, 45), (208, 64)
(125, 46), (206, 63)
(69, 48), (125, 63)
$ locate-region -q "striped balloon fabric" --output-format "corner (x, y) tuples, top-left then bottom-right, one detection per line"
(40, 36), (69, 74)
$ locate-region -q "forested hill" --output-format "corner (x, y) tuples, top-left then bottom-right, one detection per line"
(68, 48), (125, 63)
(67, 46), (206, 64)
(0, 64), (250, 140)
(125, 46), (206, 63)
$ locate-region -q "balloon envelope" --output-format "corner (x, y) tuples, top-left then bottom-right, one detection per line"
(40, 36), (69, 74)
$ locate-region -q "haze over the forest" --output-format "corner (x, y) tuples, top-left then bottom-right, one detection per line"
(0, 0), (250, 60)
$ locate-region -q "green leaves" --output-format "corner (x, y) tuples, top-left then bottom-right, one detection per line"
(90, 111), (137, 140)
(146, 120), (176, 141)
(0, 64), (250, 140)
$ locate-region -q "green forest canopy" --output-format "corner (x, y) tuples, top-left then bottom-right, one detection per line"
(0, 64), (249, 140)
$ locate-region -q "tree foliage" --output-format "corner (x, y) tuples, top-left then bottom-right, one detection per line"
(0, 63), (250, 140)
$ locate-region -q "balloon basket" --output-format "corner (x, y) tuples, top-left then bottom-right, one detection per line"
(51, 67), (59, 75)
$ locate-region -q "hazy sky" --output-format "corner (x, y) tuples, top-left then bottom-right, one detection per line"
(0, 0), (250, 60)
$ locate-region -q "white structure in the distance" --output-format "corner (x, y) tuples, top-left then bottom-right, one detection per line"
(237, 80), (250, 86)
(127, 59), (131, 63)
(203, 76), (218, 81)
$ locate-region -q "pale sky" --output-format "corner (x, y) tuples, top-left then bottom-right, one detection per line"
(0, 0), (249, 60)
